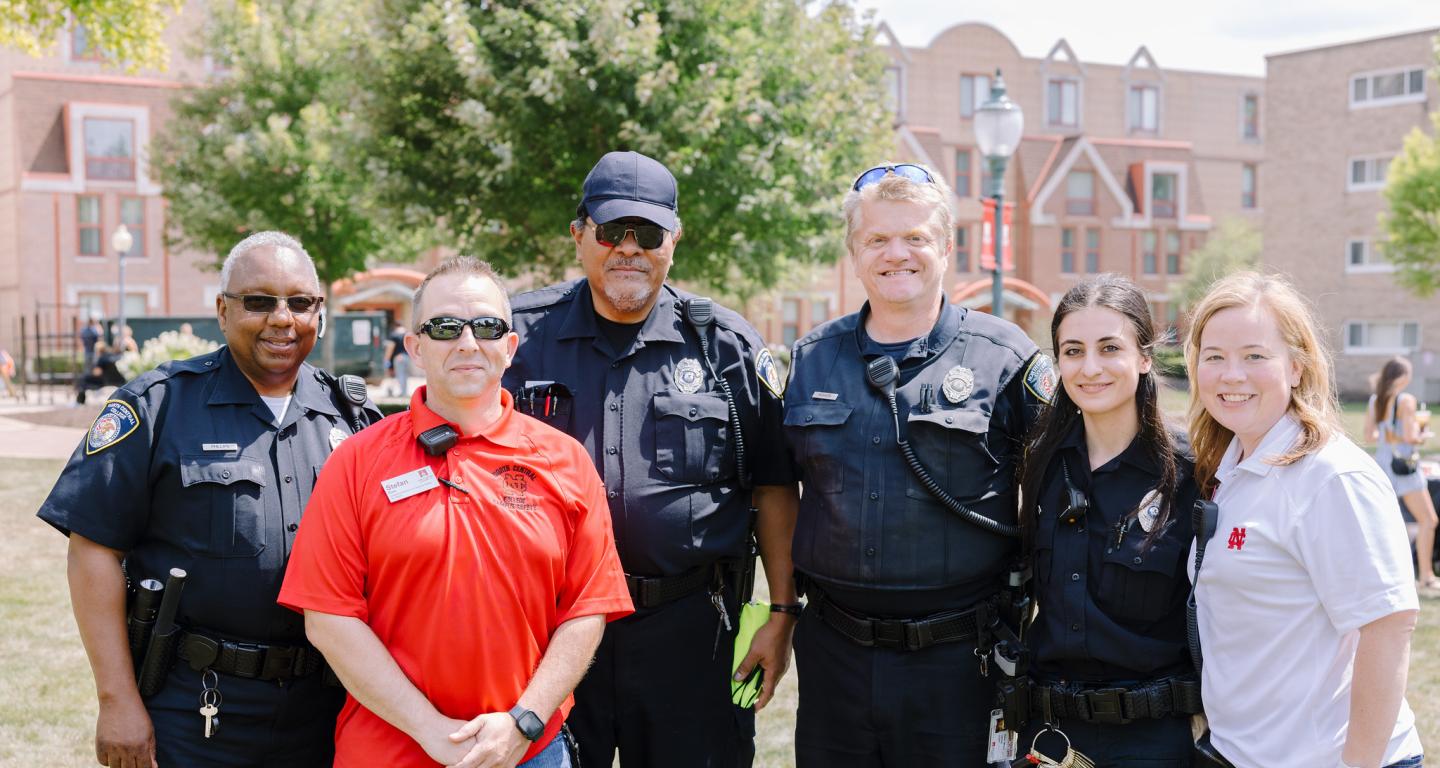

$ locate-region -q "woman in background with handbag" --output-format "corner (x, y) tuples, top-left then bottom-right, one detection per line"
(1365, 356), (1438, 591)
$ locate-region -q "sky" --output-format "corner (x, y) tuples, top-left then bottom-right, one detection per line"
(857, 0), (1439, 76)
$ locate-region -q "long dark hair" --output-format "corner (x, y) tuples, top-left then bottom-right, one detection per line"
(1019, 274), (1179, 551)
(1371, 356), (1412, 426)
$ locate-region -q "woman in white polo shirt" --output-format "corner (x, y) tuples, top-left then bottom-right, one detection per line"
(1184, 272), (1422, 768)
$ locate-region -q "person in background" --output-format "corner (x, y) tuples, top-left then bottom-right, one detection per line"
(384, 320), (410, 397)
(1365, 356), (1438, 592)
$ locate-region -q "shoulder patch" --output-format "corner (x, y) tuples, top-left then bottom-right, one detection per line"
(756, 348), (784, 398)
(86, 400), (140, 455)
(1023, 353), (1058, 406)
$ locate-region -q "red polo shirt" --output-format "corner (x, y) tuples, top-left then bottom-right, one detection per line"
(279, 387), (632, 766)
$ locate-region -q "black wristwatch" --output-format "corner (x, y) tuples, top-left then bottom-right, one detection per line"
(770, 602), (804, 617)
(508, 705), (544, 741)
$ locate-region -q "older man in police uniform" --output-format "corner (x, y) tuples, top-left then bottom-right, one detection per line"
(783, 164), (1056, 767)
(504, 150), (800, 768)
(38, 231), (381, 768)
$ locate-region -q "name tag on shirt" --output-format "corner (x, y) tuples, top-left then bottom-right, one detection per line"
(202, 443), (240, 452)
(812, 391), (839, 401)
(381, 467), (441, 502)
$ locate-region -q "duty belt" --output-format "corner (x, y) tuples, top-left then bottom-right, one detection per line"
(178, 629), (325, 682)
(1029, 676), (1203, 725)
(625, 564), (715, 609)
(812, 591), (979, 651)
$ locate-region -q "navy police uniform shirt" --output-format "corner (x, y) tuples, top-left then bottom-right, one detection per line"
(1029, 421), (1198, 681)
(38, 347), (379, 644)
(505, 278), (791, 577)
(784, 300), (1054, 616)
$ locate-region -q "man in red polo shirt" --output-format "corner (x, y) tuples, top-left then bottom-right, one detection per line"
(279, 257), (633, 768)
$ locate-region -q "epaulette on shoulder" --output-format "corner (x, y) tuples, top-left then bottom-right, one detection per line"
(119, 348), (223, 398)
(793, 314), (855, 352)
(511, 279), (583, 314)
(958, 310), (1038, 359)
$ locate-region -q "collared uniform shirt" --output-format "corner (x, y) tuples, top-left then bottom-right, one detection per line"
(37, 347), (378, 643)
(783, 301), (1053, 616)
(505, 279), (792, 577)
(1193, 414), (1421, 767)
(1030, 422), (1197, 681)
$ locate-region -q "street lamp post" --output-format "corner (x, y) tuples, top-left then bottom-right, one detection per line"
(112, 224), (133, 350)
(974, 69), (1024, 319)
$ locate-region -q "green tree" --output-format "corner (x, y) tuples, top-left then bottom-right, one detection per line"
(151, 0), (424, 287)
(0, 0), (183, 71)
(1382, 87), (1440, 296)
(360, 0), (894, 291)
(1176, 217), (1261, 312)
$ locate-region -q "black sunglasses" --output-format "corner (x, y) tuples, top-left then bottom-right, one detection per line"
(223, 292), (324, 315)
(417, 316), (511, 341)
(589, 222), (669, 250)
(851, 163), (935, 191)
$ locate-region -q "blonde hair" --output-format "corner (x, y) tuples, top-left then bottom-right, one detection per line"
(1184, 271), (1343, 493)
(841, 163), (954, 250)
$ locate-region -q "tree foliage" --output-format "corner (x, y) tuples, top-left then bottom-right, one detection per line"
(151, 0), (424, 287)
(359, 0), (894, 290)
(1176, 217), (1261, 313)
(1382, 77), (1440, 296)
(0, 0), (183, 71)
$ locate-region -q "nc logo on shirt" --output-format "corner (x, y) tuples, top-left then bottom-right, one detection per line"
(1227, 527), (1247, 551)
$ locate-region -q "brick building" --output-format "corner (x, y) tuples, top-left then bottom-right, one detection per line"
(1265, 29), (1440, 399)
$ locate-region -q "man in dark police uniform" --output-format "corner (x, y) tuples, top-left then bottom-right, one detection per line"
(505, 150), (801, 768)
(783, 164), (1055, 767)
(37, 231), (380, 767)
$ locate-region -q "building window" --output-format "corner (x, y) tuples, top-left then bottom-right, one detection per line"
(124, 293), (148, 318)
(84, 118), (136, 181)
(1241, 164), (1257, 209)
(1047, 78), (1079, 128)
(1142, 231), (1158, 274)
(1066, 171), (1095, 216)
(1350, 67), (1426, 108)
(811, 298), (830, 327)
(1085, 228), (1100, 273)
(71, 24), (102, 61)
(883, 66), (903, 115)
(120, 197), (145, 258)
(1165, 231), (1181, 274)
(1061, 228), (1076, 274)
(1128, 84), (1159, 133)
(77, 195), (102, 256)
(77, 292), (106, 320)
(1345, 320), (1419, 353)
(782, 298), (801, 346)
(1151, 173), (1177, 218)
(1345, 238), (1393, 272)
(960, 73), (991, 119)
(1348, 156), (1392, 191)
(1241, 93), (1259, 139)
(955, 149), (972, 198)
(955, 226), (970, 272)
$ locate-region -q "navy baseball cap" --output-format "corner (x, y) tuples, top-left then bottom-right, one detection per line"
(577, 151), (679, 231)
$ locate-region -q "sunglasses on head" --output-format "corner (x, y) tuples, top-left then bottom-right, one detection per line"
(416, 316), (511, 341)
(851, 163), (935, 191)
(589, 221), (669, 250)
(223, 292), (324, 315)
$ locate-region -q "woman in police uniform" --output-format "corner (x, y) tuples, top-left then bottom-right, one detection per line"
(1018, 275), (1199, 766)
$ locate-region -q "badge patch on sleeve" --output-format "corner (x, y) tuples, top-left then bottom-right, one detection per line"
(755, 348), (784, 398)
(86, 400), (140, 455)
(1023, 354), (1058, 405)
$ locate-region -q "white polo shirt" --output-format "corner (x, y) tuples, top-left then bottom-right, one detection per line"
(1192, 413), (1421, 768)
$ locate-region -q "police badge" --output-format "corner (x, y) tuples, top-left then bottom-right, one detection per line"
(942, 366), (975, 404)
(1136, 489), (1163, 533)
(675, 358), (705, 394)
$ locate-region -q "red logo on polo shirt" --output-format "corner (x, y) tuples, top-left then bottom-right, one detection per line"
(1227, 527), (1247, 551)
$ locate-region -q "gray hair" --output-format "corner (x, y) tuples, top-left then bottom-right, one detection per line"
(219, 231), (320, 292)
(841, 163), (955, 251)
(412, 256), (512, 326)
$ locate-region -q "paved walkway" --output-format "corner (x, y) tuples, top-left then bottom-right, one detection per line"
(0, 412), (85, 460)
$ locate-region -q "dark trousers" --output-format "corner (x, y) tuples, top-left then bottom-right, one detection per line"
(569, 580), (753, 768)
(147, 660), (342, 767)
(793, 603), (993, 768)
(1022, 713), (1193, 768)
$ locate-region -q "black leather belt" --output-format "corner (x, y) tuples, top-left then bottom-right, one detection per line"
(1030, 677), (1203, 725)
(625, 564), (715, 609)
(178, 629), (324, 682)
(812, 591), (978, 651)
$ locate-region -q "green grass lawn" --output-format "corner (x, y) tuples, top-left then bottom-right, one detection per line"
(4, 428), (1434, 766)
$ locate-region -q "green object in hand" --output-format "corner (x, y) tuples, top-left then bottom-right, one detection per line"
(731, 602), (769, 707)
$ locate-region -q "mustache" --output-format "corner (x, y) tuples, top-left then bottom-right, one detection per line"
(604, 258), (651, 273)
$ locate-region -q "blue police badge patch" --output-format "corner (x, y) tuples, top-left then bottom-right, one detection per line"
(756, 348), (784, 398)
(1023, 354), (1058, 405)
(86, 400), (140, 456)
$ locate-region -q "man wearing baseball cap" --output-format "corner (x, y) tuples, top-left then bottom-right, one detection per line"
(504, 151), (801, 767)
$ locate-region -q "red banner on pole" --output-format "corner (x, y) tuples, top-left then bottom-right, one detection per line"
(979, 199), (1014, 272)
